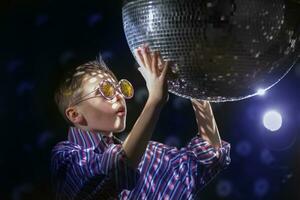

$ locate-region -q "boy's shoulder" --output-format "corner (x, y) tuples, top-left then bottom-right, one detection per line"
(51, 139), (178, 155)
(148, 140), (177, 151)
(52, 140), (82, 154)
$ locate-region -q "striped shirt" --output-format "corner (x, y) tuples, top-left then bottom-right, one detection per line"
(51, 127), (231, 200)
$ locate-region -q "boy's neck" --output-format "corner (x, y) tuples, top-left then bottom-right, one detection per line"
(75, 125), (113, 137)
(102, 131), (113, 137)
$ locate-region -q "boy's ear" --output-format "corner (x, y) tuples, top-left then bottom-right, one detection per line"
(65, 107), (84, 124)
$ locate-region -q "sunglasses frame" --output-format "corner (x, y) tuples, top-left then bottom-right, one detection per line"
(71, 79), (134, 106)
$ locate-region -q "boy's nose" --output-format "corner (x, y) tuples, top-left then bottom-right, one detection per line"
(111, 91), (123, 103)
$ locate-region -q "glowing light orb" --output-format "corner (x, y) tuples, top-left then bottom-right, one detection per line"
(263, 110), (282, 132)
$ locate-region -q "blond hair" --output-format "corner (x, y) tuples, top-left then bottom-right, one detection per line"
(54, 56), (117, 123)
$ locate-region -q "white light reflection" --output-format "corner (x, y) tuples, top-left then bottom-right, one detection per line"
(257, 88), (266, 96)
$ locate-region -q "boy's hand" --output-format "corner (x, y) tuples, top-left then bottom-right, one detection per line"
(124, 45), (169, 168)
(191, 99), (222, 149)
(134, 45), (169, 106)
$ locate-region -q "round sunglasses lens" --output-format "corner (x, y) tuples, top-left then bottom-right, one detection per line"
(120, 80), (134, 98)
(100, 81), (115, 99)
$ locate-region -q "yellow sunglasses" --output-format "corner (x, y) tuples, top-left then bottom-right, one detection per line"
(71, 79), (134, 106)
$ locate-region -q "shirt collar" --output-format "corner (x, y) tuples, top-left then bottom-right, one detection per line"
(68, 127), (123, 149)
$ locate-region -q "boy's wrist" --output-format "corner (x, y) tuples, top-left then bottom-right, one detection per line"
(146, 95), (166, 109)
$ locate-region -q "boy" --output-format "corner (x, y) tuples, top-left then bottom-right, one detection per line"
(51, 46), (231, 200)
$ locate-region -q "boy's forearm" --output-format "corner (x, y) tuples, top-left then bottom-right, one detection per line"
(194, 101), (222, 149)
(198, 114), (222, 149)
(122, 98), (163, 168)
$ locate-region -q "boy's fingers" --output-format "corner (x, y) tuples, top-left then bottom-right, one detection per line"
(151, 52), (159, 76)
(191, 99), (204, 107)
(157, 52), (164, 72)
(137, 66), (145, 74)
(141, 46), (152, 72)
(135, 48), (145, 68)
(160, 60), (169, 79)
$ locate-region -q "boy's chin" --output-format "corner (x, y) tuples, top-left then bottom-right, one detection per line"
(114, 125), (126, 133)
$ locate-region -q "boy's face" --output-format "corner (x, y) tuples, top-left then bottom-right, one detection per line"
(71, 71), (127, 134)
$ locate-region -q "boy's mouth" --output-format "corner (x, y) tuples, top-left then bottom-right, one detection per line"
(116, 106), (126, 116)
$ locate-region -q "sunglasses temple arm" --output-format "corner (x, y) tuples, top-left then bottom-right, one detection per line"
(71, 88), (99, 106)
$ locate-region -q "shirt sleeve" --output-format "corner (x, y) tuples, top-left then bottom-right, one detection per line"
(187, 136), (231, 188)
(51, 141), (140, 200)
(164, 135), (231, 190)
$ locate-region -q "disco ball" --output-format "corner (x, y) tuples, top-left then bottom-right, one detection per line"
(122, 0), (300, 102)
